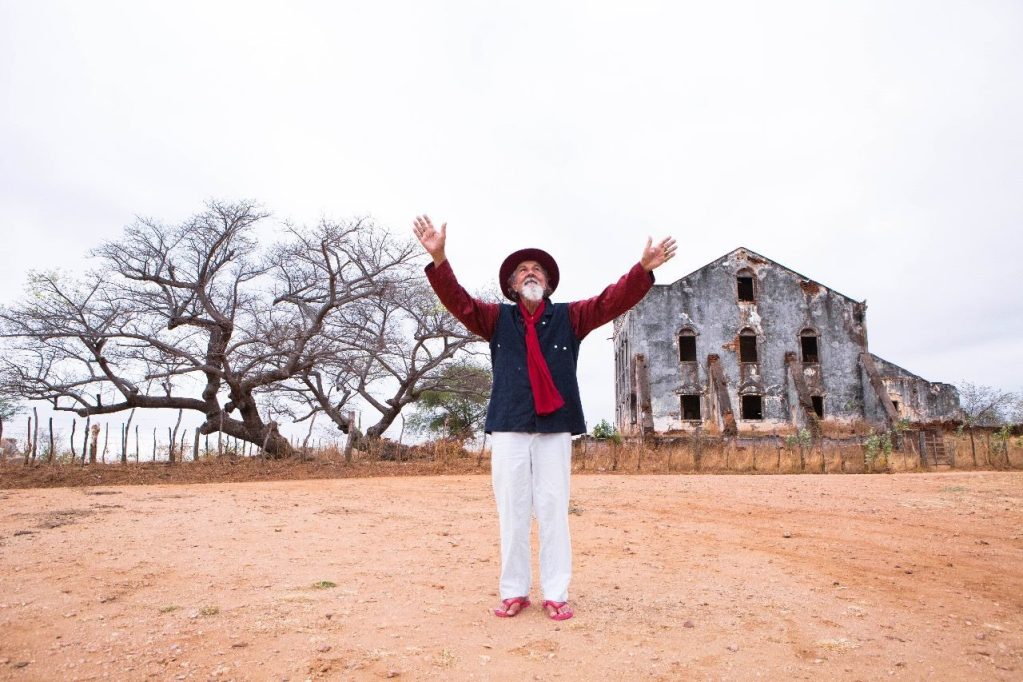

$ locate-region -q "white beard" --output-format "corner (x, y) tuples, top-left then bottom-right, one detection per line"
(520, 281), (545, 303)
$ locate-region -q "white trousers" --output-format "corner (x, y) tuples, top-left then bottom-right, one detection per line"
(490, 431), (572, 603)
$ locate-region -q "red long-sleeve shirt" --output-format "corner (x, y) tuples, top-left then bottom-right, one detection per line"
(424, 260), (654, 341)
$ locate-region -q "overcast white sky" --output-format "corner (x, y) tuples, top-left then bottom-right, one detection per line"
(2, 1), (1021, 445)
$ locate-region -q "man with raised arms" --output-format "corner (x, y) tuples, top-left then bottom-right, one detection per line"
(413, 215), (676, 621)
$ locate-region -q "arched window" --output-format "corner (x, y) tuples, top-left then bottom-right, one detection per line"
(737, 268), (756, 302)
(678, 328), (697, 362)
(739, 328), (758, 363)
(800, 328), (820, 364)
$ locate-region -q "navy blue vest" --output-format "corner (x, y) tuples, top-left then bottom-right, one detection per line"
(484, 301), (586, 435)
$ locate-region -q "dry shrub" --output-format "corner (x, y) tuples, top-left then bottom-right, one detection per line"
(4, 431), (1018, 490)
(0, 452), (484, 490)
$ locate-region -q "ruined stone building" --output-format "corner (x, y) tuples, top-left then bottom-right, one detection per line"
(613, 248), (960, 438)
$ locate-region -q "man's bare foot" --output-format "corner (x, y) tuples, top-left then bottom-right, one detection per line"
(494, 596), (530, 617)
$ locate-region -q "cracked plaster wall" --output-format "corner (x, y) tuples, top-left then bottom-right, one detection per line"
(613, 248), (958, 436)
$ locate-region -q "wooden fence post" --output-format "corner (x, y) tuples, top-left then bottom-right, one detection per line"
(89, 423), (99, 464)
(32, 408), (40, 463)
(47, 417), (54, 464)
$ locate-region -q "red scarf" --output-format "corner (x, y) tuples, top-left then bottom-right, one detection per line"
(518, 299), (565, 416)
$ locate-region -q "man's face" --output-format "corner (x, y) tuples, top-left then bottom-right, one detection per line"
(511, 260), (548, 300)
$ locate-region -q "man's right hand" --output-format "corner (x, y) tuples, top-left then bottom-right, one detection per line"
(413, 215), (447, 266)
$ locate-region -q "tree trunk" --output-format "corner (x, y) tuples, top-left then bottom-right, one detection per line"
(301, 413), (317, 460)
(477, 432), (487, 468)
(122, 408), (136, 464)
(82, 417), (90, 467)
(169, 409), (183, 463)
(343, 413), (357, 464)
(201, 411), (296, 459)
(70, 419), (77, 462)
(47, 417), (54, 464)
(365, 403), (406, 441)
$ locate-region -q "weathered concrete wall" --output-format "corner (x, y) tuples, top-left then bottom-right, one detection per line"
(870, 355), (961, 424)
(614, 247), (958, 435)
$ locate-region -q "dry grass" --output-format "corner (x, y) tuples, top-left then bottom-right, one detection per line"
(2, 433), (1019, 489)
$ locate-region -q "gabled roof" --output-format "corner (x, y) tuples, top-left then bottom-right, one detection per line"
(662, 246), (864, 306)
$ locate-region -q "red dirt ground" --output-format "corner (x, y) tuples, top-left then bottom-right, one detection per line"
(1, 471), (1021, 680)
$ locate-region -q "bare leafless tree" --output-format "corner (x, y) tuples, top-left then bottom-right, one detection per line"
(287, 274), (485, 442)
(0, 200), (421, 457)
(0, 396), (19, 462)
(957, 381), (1019, 466)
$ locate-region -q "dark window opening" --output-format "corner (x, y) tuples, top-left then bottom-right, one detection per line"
(679, 334), (697, 362)
(811, 396), (824, 418)
(737, 275), (755, 302)
(739, 333), (758, 362)
(630, 393), (637, 424)
(681, 395), (701, 420)
(891, 400), (900, 413)
(800, 334), (819, 363)
(741, 395), (763, 420)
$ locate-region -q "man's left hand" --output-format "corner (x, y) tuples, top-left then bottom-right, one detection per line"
(640, 236), (677, 272)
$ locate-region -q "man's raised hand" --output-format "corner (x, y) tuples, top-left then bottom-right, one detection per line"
(412, 215), (447, 266)
(640, 236), (677, 272)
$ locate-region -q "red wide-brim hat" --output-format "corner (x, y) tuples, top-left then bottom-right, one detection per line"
(499, 248), (560, 301)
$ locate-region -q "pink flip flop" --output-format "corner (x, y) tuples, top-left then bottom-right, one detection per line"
(494, 596), (531, 618)
(543, 600), (574, 621)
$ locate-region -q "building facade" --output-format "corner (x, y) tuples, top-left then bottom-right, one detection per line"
(613, 248), (959, 437)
